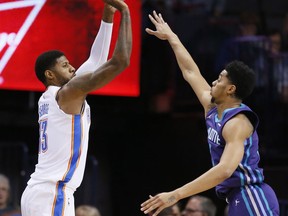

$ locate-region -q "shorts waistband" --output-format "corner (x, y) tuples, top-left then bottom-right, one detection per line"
(28, 181), (75, 193)
(223, 183), (264, 203)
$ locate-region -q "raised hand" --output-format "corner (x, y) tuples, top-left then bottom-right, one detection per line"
(104, 0), (124, 14)
(103, 0), (127, 11)
(145, 11), (174, 41)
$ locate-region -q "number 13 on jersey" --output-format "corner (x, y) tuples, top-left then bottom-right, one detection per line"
(39, 119), (48, 153)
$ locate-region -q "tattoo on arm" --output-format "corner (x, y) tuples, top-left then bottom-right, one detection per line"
(167, 196), (176, 204)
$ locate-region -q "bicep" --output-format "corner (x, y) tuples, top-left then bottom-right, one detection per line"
(57, 58), (122, 114)
(220, 116), (253, 170)
(56, 74), (93, 114)
(220, 140), (244, 172)
(67, 59), (122, 95)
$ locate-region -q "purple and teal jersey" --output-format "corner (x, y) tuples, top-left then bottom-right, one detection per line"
(206, 103), (264, 197)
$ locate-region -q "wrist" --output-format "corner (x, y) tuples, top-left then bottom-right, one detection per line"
(172, 188), (182, 201)
(102, 5), (115, 23)
(118, 4), (129, 13)
(167, 33), (179, 44)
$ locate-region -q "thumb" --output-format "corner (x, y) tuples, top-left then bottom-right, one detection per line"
(145, 28), (156, 35)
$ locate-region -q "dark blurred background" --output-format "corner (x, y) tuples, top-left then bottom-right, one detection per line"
(1, 0), (288, 216)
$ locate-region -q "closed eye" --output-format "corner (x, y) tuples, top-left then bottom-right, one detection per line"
(62, 62), (69, 68)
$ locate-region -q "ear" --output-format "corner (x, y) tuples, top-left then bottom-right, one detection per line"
(44, 70), (54, 81)
(227, 84), (236, 95)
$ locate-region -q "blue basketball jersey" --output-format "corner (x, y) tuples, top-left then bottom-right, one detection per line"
(206, 103), (264, 198)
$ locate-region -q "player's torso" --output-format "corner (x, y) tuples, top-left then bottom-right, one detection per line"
(29, 86), (91, 190)
(206, 104), (263, 194)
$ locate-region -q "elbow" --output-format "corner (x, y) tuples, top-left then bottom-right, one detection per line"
(120, 51), (131, 68)
(182, 71), (189, 81)
(122, 58), (130, 68)
(114, 55), (130, 71)
(222, 169), (234, 179)
(182, 69), (193, 82)
(217, 163), (235, 180)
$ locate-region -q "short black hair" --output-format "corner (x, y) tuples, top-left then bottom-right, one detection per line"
(35, 50), (64, 85)
(225, 60), (256, 100)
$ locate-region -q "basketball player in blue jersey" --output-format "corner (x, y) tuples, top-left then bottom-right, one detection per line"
(20, 0), (132, 216)
(141, 11), (279, 216)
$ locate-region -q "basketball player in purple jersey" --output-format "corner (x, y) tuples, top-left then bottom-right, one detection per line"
(141, 11), (279, 216)
(21, 0), (131, 215)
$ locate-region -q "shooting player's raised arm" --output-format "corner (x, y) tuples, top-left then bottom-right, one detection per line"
(75, 3), (115, 76)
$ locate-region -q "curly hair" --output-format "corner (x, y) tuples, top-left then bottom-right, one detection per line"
(225, 60), (256, 100)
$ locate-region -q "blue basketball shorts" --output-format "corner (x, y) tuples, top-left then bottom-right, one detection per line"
(226, 183), (279, 216)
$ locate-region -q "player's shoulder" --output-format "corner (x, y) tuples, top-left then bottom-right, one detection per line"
(225, 113), (254, 133)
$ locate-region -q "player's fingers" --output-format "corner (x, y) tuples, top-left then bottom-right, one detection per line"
(152, 10), (162, 23)
(143, 203), (159, 215)
(158, 13), (166, 23)
(145, 28), (156, 35)
(148, 14), (158, 25)
(141, 196), (159, 213)
(141, 194), (156, 207)
(152, 206), (165, 216)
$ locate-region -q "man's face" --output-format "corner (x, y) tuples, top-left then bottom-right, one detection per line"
(0, 178), (9, 208)
(182, 198), (207, 216)
(50, 56), (76, 86)
(210, 70), (234, 104)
